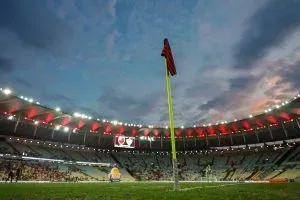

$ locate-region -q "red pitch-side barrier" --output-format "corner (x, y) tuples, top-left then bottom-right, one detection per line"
(269, 179), (287, 183)
(246, 179), (287, 183)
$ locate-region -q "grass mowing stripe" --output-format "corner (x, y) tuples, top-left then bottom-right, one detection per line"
(179, 183), (241, 191)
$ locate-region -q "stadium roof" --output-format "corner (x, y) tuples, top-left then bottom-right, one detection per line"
(1, 87), (300, 150)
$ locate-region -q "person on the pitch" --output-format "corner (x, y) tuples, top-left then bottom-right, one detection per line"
(6, 168), (14, 183)
(15, 167), (21, 182)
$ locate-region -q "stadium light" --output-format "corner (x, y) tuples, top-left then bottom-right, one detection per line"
(55, 107), (61, 112)
(2, 88), (12, 95)
(63, 127), (69, 132)
(7, 115), (14, 120)
(4, 85), (299, 131)
(73, 112), (81, 117)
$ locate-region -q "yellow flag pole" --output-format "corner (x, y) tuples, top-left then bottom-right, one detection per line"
(165, 59), (179, 190)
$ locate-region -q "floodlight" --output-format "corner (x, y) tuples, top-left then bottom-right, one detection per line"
(2, 88), (12, 95)
(63, 127), (69, 132)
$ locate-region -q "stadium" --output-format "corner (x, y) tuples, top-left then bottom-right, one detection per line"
(0, 87), (300, 199)
(2, 0), (300, 199)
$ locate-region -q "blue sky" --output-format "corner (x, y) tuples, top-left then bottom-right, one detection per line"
(1, 0), (300, 127)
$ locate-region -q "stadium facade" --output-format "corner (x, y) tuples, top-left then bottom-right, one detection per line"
(1, 88), (300, 150)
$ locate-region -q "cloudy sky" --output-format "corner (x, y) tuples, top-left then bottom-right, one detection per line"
(1, 0), (300, 127)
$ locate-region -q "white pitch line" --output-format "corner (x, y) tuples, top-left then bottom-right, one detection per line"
(179, 183), (241, 191)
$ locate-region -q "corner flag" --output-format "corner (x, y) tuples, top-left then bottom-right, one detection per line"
(161, 38), (177, 76)
(161, 38), (179, 190)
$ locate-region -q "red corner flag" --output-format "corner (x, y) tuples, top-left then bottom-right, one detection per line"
(161, 38), (177, 76)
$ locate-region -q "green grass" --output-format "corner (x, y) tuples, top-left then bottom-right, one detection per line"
(0, 182), (299, 200)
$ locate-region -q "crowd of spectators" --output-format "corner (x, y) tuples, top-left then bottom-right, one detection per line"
(1, 159), (62, 181)
(0, 139), (300, 182)
(0, 159), (89, 182)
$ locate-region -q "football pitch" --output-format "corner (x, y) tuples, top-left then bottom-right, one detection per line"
(0, 182), (299, 200)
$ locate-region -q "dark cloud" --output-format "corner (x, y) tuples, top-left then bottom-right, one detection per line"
(13, 77), (33, 88)
(198, 73), (262, 116)
(0, 0), (72, 70)
(159, 113), (169, 122)
(0, 57), (13, 73)
(185, 81), (215, 98)
(77, 106), (101, 119)
(97, 87), (159, 122)
(278, 60), (300, 88)
(199, 92), (233, 112)
(194, 56), (300, 123)
(229, 75), (256, 90)
(234, 0), (300, 69)
(186, 113), (207, 125)
(41, 90), (76, 113)
(47, 94), (75, 107)
(98, 87), (139, 111)
(181, 103), (193, 111)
